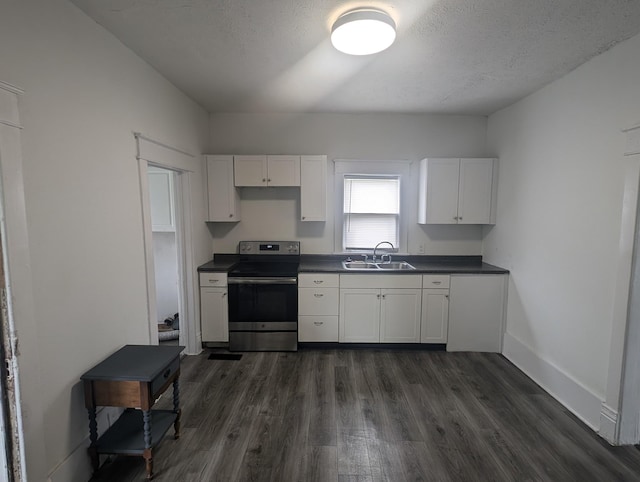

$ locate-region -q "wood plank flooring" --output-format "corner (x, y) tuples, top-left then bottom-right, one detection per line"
(92, 349), (640, 481)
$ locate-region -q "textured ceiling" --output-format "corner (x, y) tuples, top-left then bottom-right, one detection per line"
(71, 0), (640, 115)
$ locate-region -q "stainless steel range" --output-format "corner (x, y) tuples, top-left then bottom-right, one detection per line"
(227, 241), (300, 351)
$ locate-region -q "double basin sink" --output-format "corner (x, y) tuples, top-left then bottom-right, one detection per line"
(342, 260), (416, 271)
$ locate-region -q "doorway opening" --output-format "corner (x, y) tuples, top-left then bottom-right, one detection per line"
(148, 166), (181, 346)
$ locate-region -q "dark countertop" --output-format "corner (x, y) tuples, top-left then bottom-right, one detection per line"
(198, 254), (508, 275)
(197, 254), (239, 272)
(298, 255), (509, 274)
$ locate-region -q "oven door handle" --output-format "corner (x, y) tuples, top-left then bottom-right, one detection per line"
(228, 277), (298, 285)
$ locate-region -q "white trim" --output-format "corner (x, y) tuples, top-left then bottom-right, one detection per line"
(0, 82), (47, 480)
(134, 133), (201, 355)
(623, 125), (640, 156)
(502, 332), (602, 431)
(0, 82), (24, 95)
(599, 403), (619, 444)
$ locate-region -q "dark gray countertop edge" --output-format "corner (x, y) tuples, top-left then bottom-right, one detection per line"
(198, 254), (509, 275)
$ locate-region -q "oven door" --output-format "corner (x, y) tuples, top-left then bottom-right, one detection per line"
(227, 277), (298, 351)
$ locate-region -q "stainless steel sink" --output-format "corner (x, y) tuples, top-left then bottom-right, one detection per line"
(342, 261), (379, 270)
(376, 261), (416, 270)
(342, 260), (416, 271)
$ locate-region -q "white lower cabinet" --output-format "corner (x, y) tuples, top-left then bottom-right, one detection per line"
(447, 274), (507, 352)
(421, 275), (450, 343)
(298, 273), (339, 342)
(200, 273), (228, 343)
(339, 275), (422, 343)
(421, 290), (449, 343)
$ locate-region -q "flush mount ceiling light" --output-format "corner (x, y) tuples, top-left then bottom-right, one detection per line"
(331, 8), (396, 56)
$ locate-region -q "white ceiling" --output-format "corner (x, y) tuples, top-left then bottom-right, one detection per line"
(71, 0), (640, 115)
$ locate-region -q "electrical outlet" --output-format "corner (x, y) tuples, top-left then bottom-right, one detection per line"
(418, 244), (425, 254)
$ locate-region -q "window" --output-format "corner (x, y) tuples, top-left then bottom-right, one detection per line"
(343, 176), (400, 250)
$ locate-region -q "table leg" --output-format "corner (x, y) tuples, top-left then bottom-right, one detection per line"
(142, 410), (153, 479)
(87, 407), (99, 475)
(173, 378), (181, 439)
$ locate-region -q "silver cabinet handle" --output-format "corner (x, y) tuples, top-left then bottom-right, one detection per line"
(314, 293), (324, 298)
(313, 321), (324, 326)
(208, 279), (220, 283)
(432, 281), (441, 285)
(313, 280), (324, 284)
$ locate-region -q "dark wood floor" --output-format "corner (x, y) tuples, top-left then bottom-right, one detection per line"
(92, 349), (640, 481)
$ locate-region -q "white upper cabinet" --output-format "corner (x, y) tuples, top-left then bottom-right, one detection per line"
(234, 155), (300, 187)
(418, 158), (498, 225)
(206, 155), (240, 222)
(300, 155), (327, 221)
(148, 167), (175, 232)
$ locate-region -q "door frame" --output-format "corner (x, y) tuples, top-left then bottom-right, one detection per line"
(135, 133), (201, 355)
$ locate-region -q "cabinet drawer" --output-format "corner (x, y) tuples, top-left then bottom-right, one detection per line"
(199, 272), (227, 287)
(298, 288), (339, 315)
(150, 356), (180, 400)
(422, 275), (450, 289)
(299, 316), (338, 342)
(298, 273), (339, 288)
(340, 274), (422, 289)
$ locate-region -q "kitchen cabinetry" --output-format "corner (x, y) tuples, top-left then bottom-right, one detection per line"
(447, 274), (506, 352)
(206, 155), (240, 222)
(418, 158), (498, 225)
(298, 273), (339, 342)
(199, 272), (228, 343)
(339, 275), (422, 343)
(234, 155), (300, 187)
(148, 167), (175, 231)
(300, 155), (327, 221)
(421, 275), (450, 343)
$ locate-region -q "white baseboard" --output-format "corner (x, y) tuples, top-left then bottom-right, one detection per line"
(502, 332), (602, 431)
(599, 403), (619, 444)
(48, 406), (122, 482)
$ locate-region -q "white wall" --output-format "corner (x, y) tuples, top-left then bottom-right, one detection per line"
(0, 1), (210, 480)
(485, 32), (640, 428)
(209, 113), (488, 254)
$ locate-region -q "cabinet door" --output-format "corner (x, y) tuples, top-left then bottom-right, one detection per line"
(148, 168), (175, 231)
(267, 155), (300, 186)
(380, 289), (421, 343)
(423, 158), (460, 224)
(339, 289), (380, 342)
(300, 155), (327, 221)
(206, 156), (240, 222)
(448, 275), (506, 352)
(458, 158), (495, 224)
(234, 155), (267, 186)
(420, 289), (449, 343)
(200, 287), (229, 342)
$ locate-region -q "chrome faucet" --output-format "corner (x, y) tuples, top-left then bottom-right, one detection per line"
(373, 241), (395, 263)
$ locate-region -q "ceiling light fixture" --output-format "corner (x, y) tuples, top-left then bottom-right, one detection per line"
(331, 8), (396, 56)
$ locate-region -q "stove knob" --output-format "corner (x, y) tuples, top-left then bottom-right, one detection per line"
(245, 245), (252, 251)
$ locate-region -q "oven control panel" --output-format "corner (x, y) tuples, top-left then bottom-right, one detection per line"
(238, 241), (300, 255)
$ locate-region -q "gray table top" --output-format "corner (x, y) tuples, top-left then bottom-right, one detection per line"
(81, 345), (184, 382)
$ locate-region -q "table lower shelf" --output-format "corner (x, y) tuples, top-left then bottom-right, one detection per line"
(96, 408), (178, 456)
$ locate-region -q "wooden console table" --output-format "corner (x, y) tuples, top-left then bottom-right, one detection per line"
(81, 344), (184, 480)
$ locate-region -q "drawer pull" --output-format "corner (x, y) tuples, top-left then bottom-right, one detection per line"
(313, 280), (324, 284)
(208, 279), (219, 283)
(313, 321), (324, 326)
(314, 293), (324, 298)
(163, 368), (171, 379)
(432, 281), (442, 285)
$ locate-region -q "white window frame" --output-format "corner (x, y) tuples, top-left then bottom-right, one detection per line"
(334, 160), (411, 254)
